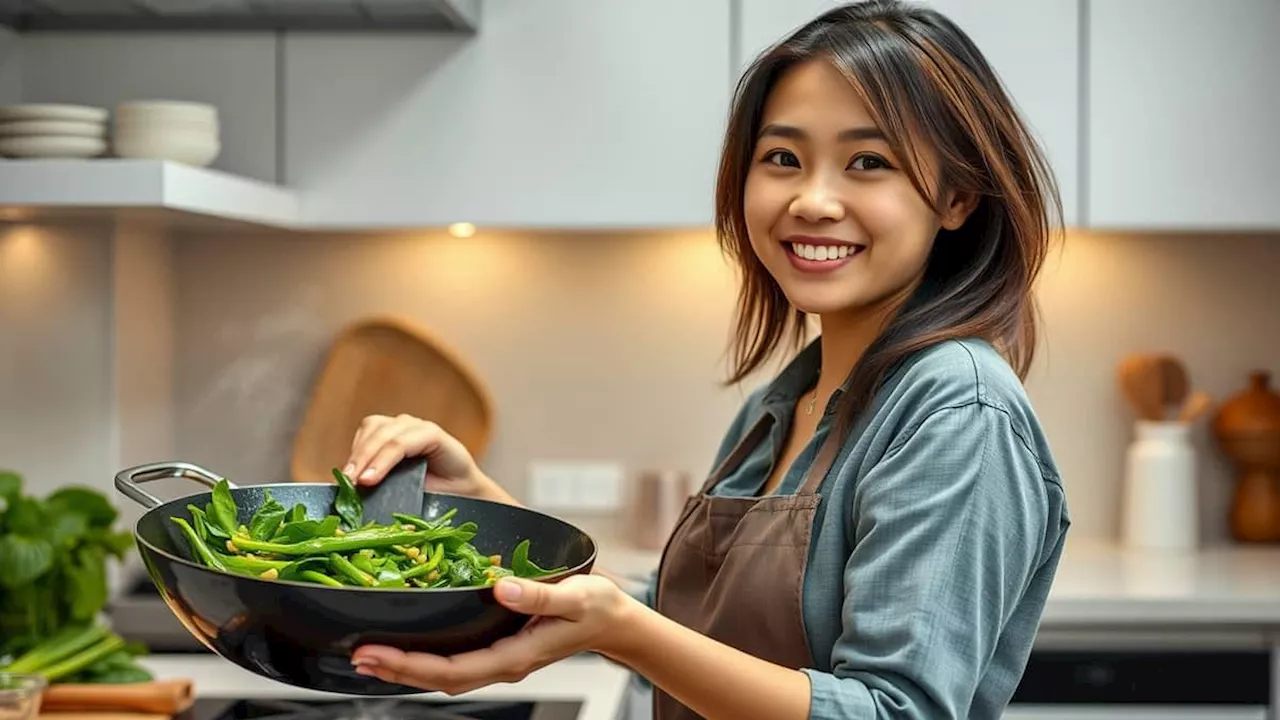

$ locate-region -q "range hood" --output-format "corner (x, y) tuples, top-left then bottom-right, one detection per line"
(0, 0), (481, 33)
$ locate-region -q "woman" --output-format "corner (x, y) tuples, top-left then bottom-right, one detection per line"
(343, 1), (1070, 718)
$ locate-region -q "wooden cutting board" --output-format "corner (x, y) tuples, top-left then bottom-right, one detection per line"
(290, 316), (495, 483)
(37, 678), (195, 718)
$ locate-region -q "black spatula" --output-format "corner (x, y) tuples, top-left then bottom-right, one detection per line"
(355, 456), (428, 525)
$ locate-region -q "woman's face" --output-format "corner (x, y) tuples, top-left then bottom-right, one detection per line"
(743, 59), (974, 320)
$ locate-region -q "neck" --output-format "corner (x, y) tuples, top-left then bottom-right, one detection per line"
(811, 300), (901, 404)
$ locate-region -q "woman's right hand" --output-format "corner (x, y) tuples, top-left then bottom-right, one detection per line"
(343, 414), (515, 505)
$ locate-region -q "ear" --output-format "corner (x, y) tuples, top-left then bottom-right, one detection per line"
(939, 189), (980, 230)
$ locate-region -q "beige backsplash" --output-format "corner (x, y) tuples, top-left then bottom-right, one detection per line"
(3, 223), (1280, 545)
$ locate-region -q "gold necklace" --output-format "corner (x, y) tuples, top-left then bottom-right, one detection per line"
(804, 389), (818, 416)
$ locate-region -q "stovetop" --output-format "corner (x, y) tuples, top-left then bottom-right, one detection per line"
(182, 697), (583, 720)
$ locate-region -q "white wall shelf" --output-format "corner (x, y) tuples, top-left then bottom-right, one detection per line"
(1, 0), (481, 33)
(0, 159), (300, 229)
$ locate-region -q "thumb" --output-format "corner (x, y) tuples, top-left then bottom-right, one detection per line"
(493, 577), (580, 619)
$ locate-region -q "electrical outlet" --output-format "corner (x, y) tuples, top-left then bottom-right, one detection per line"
(575, 462), (625, 511)
(528, 460), (625, 513)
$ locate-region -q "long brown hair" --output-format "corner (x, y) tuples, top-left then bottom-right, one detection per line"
(716, 0), (1061, 430)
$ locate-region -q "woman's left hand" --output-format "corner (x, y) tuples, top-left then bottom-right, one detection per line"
(350, 574), (634, 695)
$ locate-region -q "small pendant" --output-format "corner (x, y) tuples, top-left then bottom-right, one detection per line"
(805, 394), (816, 416)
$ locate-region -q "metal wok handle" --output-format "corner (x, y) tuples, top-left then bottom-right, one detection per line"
(114, 461), (240, 510)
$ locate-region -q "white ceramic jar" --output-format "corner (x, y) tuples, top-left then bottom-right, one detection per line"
(1122, 419), (1199, 551)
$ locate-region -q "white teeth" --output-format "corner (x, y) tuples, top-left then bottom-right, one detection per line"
(791, 243), (858, 261)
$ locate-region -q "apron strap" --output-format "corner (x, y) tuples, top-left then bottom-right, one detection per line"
(699, 413), (775, 494)
(797, 423), (844, 496)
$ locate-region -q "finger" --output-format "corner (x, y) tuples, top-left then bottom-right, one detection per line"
(344, 415), (392, 480)
(493, 578), (585, 621)
(349, 416), (419, 485)
(360, 419), (440, 486)
(353, 628), (560, 694)
(350, 645), (518, 694)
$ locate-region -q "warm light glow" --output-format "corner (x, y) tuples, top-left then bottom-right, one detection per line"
(0, 226), (51, 278)
(448, 222), (477, 239)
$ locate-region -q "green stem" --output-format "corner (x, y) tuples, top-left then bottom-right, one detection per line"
(402, 543), (446, 579)
(299, 570), (343, 587)
(1, 623), (109, 674)
(231, 528), (436, 556)
(394, 508), (458, 530)
(171, 518), (226, 572)
(216, 552), (292, 574)
(39, 635), (126, 682)
(328, 553), (374, 587)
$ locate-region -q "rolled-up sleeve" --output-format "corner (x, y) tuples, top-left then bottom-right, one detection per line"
(804, 401), (1056, 719)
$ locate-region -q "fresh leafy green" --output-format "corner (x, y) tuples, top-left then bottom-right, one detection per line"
(512, 538), (561, 579)
(331, 467), (363, 530)
(0, 470), (151, 683)
(209, 480), (239, 537)
(171, 467), (569, 589)
(0, 622), (148, 683)
(247, 492), (287, 541)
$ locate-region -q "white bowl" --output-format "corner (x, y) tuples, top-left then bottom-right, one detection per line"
(113, 129), (220, 167)
(0, 103), (109, 123)
(115, 100), (218, 125)
(114, 115), (219, 137)
(0, 135), (108, 158)
(0, 119), (107, 138)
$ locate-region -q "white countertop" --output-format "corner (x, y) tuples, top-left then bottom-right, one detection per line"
(133, 537), (1280, 720)
(1042, 538), (1280, 626)
(599, 536), (1280, 627)
(139, 653), (632, 720)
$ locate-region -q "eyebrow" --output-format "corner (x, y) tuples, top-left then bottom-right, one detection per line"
(758, 123), (886, 142)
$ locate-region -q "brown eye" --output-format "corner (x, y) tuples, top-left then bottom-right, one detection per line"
(850, 154), (891, 171)
(762, 149), (800, 168)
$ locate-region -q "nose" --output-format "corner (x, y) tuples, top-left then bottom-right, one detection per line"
(788, 175), (845, 224)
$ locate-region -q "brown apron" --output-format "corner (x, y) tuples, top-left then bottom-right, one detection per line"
(651, 411), (844, 720)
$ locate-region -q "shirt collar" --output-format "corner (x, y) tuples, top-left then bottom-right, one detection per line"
(760, 336), (840, 407)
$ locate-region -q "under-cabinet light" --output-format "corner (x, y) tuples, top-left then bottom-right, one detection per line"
(448, 222), (477, 238)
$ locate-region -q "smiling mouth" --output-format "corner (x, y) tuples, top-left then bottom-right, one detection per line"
(786, 241), (866, 262)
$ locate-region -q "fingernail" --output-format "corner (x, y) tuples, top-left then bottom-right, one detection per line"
(496, 579), (523, 602)
(351, 656), (378, 667)
(343, 464), (355, 475)
(354, 665), (377, 676)
(360, 468), (376, 481)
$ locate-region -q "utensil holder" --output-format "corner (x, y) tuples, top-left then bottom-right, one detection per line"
(1122, 419), (1198, 550)
(627, 469), (694, 550)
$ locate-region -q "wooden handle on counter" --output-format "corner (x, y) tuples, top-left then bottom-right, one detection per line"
(40, 713), (172, 720)
(40, 680), (195, 716)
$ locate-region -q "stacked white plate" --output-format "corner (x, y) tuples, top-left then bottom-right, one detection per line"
(0, 104), (110, 159)
(112, 101), (220, 167)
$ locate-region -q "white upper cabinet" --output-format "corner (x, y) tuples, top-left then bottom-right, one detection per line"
(284, 0), (732, 230)
(1087, 0), (1280, 231)
(736, 0), (1081, 228)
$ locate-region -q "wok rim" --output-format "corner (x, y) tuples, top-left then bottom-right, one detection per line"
(132, 482), (599, 595)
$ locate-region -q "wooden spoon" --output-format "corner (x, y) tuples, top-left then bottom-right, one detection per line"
(1178, 389), (1213, 424)
(1117, 354), (1165, 420)
(1154, 354), (1189, 418)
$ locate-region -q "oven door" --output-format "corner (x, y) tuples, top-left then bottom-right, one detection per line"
(1005, 642), (1273, 720)
(1003, 708), (1268, 720)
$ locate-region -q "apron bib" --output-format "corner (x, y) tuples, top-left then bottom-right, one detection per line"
(652, 413), (843, 720)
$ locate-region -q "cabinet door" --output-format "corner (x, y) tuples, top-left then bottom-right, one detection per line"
(1088, 0), (1280, 230)
(736, 0), (1080, 227)
(285, 0), (731, 230)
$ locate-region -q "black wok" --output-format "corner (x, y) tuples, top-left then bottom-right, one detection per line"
(114, 459), (597, 696)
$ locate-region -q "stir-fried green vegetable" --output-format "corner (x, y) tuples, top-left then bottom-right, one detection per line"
(170, 468), (566, 589)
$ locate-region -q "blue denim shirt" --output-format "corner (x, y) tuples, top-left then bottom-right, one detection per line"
(629, 338), (1070, 719)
